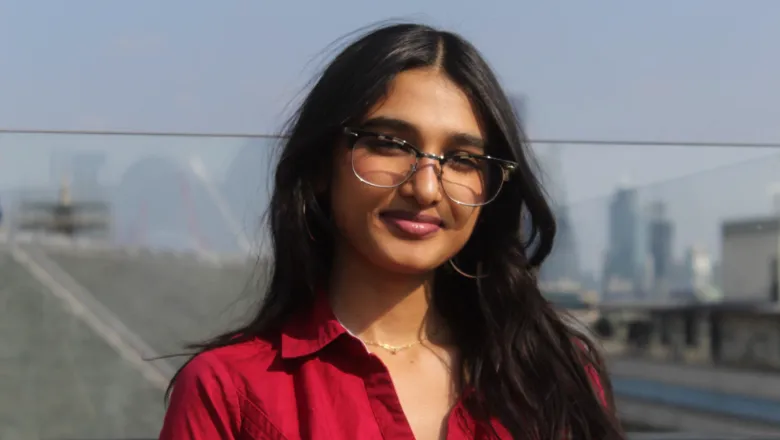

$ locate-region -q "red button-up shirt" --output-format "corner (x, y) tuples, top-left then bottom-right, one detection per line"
(159, 294), (605, 439)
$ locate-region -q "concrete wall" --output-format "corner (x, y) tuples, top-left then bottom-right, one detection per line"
(719, 313), (780, 369)
(603, 307), (780, 371)
(645, 311), (711, 364)
(722, 221), (779, 301)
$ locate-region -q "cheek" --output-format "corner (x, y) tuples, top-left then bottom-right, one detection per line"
(452, 205), (481, 236)
(450, 207), (481, 254)
(329, 154), (381, 234)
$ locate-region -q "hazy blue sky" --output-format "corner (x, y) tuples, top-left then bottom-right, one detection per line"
(2, 1), (780, 270)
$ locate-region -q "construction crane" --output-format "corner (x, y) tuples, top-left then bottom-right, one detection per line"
(16, 177), (111, 237)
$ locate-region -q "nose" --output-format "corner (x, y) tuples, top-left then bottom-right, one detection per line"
(405, 158), (443, 206)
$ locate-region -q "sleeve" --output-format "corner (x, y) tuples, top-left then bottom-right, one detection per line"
(159, 352), (242, 440)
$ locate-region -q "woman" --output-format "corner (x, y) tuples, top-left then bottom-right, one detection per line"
(160, 23), (624, 440)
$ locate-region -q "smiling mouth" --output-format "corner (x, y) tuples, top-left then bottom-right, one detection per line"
(379, 210), (443, 238)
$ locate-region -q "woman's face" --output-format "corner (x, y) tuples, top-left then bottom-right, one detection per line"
(329, 67), (484, 274)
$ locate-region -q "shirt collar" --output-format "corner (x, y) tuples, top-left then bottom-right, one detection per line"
(280, 291), (348, 359)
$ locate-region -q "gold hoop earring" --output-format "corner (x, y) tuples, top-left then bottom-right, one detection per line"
(449, 258), (487, 279)
(302, 201), (316, 242)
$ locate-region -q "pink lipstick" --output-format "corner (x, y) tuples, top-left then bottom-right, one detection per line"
(380, 210), (443, 238)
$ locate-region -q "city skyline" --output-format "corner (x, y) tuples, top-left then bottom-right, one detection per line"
(3, 140), (773, 302)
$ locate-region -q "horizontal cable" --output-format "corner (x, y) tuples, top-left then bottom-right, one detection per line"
(0, 128), (280, 139)
(2, 128), (780, 148)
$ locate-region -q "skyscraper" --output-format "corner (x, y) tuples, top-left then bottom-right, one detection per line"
(603, 186), (647, 299)
(647, 201), (674, 299)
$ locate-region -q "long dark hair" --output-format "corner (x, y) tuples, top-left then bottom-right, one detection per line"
(169, 23), (624, 439)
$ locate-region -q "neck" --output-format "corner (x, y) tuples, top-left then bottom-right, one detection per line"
(328, 245), (442, 346)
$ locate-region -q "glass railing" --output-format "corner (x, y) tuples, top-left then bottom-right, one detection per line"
(2, 129), (780, 438)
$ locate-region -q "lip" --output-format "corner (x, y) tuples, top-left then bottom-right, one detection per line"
(379, 210), (443, 238)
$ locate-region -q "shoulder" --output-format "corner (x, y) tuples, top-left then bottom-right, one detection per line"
(194, 336), (278, 375)
(174, 336), (286, 404)
(161, 337), (284, 439)
(175, 337), (278, 389)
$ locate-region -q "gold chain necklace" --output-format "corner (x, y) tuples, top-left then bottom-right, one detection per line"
(332, 310), (426, 355)
(362, 339), (425, 355)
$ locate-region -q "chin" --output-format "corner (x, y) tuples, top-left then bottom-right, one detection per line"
(374, 246), (448, 275)
(384, 261), (439, 276)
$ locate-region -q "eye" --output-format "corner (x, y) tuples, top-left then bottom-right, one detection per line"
(357, 134), (414, 157)
(447, 153), (481, 171)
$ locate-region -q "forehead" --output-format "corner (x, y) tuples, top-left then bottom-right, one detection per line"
(362, 68), (483, 142)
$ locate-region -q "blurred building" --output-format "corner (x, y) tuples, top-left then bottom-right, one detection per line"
(721, 216), (780, 302)
(647, 201), (674, 300)
(603, 186), (649, 300)
(685, 247), (716, 298)
(666, 246), (719, 302)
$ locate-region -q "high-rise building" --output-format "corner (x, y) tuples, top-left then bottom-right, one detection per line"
(603, 186), (647, 299)
(647, 201), (674, 299)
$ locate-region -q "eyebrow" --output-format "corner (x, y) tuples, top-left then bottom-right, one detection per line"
(359, 116), (415, 133)
(359, 116), (485, 150)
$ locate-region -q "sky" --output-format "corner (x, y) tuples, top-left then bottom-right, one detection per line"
(1, 1), (780, 271)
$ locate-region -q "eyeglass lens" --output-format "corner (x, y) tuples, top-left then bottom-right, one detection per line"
(351, 134), (504, 206)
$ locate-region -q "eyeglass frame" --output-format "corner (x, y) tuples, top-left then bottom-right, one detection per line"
(343, 127), (518, 207)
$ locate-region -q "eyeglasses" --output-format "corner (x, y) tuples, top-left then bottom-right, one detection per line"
(343, 127), (517, 207)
